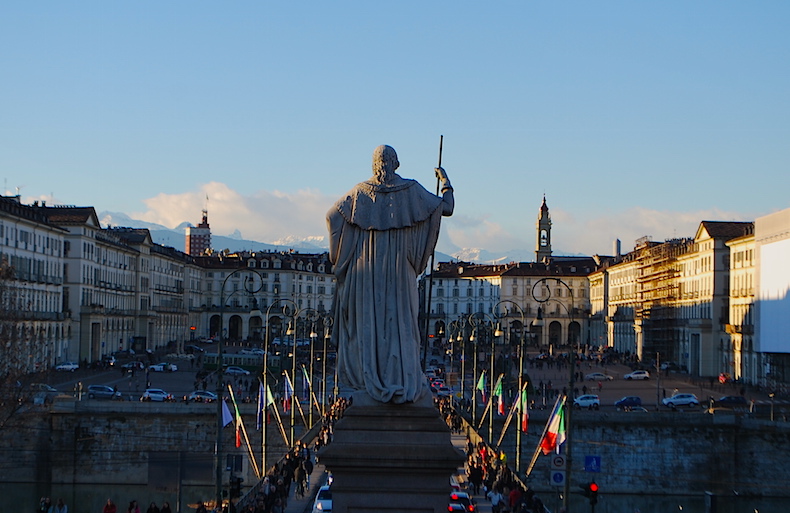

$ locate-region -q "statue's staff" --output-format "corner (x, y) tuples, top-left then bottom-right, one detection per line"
(422, 135), (444, 370)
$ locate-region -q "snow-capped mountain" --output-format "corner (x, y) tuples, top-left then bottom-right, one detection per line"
(98, 211), (533, 264)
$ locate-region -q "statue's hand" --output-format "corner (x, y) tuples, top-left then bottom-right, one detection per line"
(435, 167), (449, 182)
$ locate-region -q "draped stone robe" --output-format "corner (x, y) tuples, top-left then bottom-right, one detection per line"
(327, 175), (444, 404)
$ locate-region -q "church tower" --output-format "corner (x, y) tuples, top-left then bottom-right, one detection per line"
(535, 195), (552, 263)
(185, 209), (211, 256)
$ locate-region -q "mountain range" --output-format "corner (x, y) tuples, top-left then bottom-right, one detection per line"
(98, 211), (538, 265)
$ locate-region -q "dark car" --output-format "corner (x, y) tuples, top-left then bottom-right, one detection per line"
(614, 396), (643, 410)
(714, 395), (749, 409)
(185, 345), (205, 354)
(88, 385), (122, 400)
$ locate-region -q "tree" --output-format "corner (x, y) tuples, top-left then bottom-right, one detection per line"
(0, 257), (43, 430)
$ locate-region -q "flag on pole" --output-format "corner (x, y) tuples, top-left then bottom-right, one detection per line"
(521, 387), (530, 433)
(539, 396), (566, 455)
(235, 409), (242, 448)
(283, 374), (293, 412)
(476, 371), (487, 405)
(221, 399), (233, 427)
(302, 367), (310, 401)
(494, 377), (505, 416)
(256, 381), (266, 430)
(266, 385), (276, 424)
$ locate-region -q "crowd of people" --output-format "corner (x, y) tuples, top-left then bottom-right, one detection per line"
(234, 395), (350, 513)
(463, 437), (547, 513)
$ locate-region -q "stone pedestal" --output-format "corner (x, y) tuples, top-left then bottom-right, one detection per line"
(318, 395), (465, 513)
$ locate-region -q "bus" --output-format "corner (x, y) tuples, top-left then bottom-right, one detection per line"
(202, 352), (282, 374)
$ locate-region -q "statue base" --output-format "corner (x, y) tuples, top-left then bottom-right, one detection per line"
(317, 395), (465, 513)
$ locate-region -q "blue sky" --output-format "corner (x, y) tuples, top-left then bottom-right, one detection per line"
(2, 2), (788, 258)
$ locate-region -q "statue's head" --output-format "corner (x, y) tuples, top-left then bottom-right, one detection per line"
(372, 145), (399, 182)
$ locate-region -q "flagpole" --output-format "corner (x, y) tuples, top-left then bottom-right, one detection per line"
(228, 385), (261, 478)
(476, 374), (501, 431)
(496, 380), (528, 448)
(267, 385), (290, 446)
(525, 394), (563, 477)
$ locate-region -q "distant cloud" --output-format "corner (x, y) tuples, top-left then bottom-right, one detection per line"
(134, 182), (335, 242)
(133, 184), (755, 259)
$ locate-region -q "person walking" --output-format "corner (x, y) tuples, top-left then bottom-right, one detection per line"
(102, 499), (117, 513)
(49, 498), (68, 513)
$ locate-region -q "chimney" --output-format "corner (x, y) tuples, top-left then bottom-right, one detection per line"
(613, 239), (621, 258)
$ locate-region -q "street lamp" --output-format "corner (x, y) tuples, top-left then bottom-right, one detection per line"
(299, 308), (321, 429)
(215, 268), (265, 508)
(494, 300), (527, 474)
(468, 312), (494, 440)
(321, 316), (333, 416)
(532, 277), (576, 512)
(261, 298), (296, 474)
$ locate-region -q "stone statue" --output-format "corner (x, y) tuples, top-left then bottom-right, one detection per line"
(327, 145), (454, 404)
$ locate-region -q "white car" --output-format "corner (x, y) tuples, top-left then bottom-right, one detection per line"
(240, 348), (265, 355)
(573, 394), (600, 410)
(662, 393), (699, 408)
(149, 362), (177, 372)
(311, 485), (332, 513)
(141, 388), (173, 402)
(224, 366), (250, 376)
(584, 372), (614, 381)
(55, 361), (80, 372)
(624, 370), (650, 380)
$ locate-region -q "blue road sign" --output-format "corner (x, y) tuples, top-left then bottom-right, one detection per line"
(585, 455), (601, 472)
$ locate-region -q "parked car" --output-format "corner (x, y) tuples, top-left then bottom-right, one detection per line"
(713, 395), (749, 409)
(573, 394), (600, 410)
(29, 383), (62, 404)
(614, 396), (643, 410)
(624, 370), (650, 380)
(149, 362), (178, 372)
(448, 491), (476, 512)
(88, 384), (122, 400)
(584, 372), (614, 381)
(662, 393), (699, 408)
(55, 361), (80, 372)
(187, 390), (218, 403)
(240, 348), (265, 356)
(311, 484), (332, 513)
(121, 361), (145, 372)
(141, 388), (173, 402)
(224, 366), (251, 376)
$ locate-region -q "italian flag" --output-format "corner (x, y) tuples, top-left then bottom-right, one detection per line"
(540, 396), (567, 455)
(494, 377), (505, 416)
(521, 387), (529, 433)
(283, 374), (293, 413)
(476, 371), (487, 405)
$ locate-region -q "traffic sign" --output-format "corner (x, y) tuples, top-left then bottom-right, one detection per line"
(585, 455), (601, 472)
(550, 470), (566, 487)
(551, 454), (566, 469)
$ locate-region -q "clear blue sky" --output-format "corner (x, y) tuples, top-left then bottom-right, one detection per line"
(2, 2), (788, 258)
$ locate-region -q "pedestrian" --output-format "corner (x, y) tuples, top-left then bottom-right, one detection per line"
(159, 502), (172, 513)
(127, 500), (140, 513)
(598, 380), (603, 391)
(103, 499), (117, 513)
(145, 502), (160, 513)
(50, 498), (68, 513)
(38, 497), (51, 513)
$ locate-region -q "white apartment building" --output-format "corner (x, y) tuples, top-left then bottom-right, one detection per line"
(0, 198), (69, 372)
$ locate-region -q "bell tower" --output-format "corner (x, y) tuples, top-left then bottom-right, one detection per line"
(535, 195), (552, 263)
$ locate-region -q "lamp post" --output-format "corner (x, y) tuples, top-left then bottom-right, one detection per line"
(494, 300), (526, 474)
(468, 312), (494, 439)
(321, 316), (333, 416)
(532, 277), (576, 512)
(299, 308), (320, 429)
(215, 268), (264, 509)
(261, 298), (296, 474)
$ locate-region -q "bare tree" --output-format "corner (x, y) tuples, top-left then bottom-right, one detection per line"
(0, 257), (41, 430)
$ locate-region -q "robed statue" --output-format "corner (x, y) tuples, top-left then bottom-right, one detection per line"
(327, 145), (455, 404)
